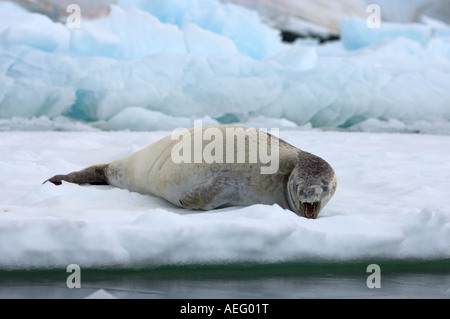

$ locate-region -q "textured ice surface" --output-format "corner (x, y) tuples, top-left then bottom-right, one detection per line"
(0, 1), (450, 134)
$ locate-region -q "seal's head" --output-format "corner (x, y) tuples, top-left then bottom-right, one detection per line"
(287, 151), (337, 219)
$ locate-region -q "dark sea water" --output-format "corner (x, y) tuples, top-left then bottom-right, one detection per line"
(1, 260), (449, 299)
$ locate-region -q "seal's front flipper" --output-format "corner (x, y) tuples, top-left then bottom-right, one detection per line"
(44, 164), (109, 186)
(179, 177), (237, 210)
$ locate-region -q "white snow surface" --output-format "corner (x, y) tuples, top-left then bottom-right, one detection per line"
(0, 1), (450, 133)
(1, 130), (449, 269)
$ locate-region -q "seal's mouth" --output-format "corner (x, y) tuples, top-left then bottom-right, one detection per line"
(299, 201), (320, 219)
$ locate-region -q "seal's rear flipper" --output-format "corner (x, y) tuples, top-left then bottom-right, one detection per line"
(44, 164), (109, 186)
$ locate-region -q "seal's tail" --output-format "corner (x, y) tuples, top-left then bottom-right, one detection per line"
(44, 164), (109, 186)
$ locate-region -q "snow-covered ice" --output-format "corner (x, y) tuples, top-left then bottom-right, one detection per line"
(0, 0), (449, 271)
(0, 130), (449, 269)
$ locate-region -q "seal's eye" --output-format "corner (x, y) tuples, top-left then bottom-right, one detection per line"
(322, 186), (328, 192)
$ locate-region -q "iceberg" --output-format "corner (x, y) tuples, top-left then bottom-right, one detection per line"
(118, 0), (285, 59)
(0, 1), (449, 134)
